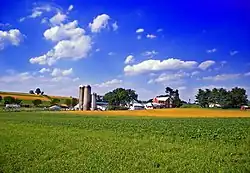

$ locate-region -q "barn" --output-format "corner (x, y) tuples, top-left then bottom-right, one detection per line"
(152, 96), (173, 108)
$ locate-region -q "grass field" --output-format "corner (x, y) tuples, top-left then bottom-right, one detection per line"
(1, 111), (250, 172)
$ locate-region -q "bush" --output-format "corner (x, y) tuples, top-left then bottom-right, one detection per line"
(180, 104), (201, 108)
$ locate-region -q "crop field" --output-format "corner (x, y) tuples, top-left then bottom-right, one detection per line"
(67, 108), (250, 118)
(1, 111), (250, 172)
(0, 91), (72, 106)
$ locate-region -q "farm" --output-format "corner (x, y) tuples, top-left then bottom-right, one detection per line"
(1, 110), (250, 172)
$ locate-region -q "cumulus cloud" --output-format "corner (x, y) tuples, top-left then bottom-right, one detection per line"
(230, 50), (238, 56)
(112, 22), (118, 31)
(68, 5), (74, 11)
(51, 68), (73, 77)
(0, 29), (24, 50)
(198, 60), (216, 70)
(30, 20), (92, 65)
(149, 72), (189, 84)
(89, 14), (111, 33)
(124, 58), (198, 75)
(146, 34), (156, 39)
(94, 79), (123, 88)
(206, 48), (217, 53)
(136, 28), (144, 33)
(39, 68), (50, 73)
(142, 50), (158, 58)
(49, 12), (67, 25)
(203, 74), (240, 81)
(124, 55), (134, 64)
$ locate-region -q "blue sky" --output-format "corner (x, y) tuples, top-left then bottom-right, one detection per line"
(0, 0), (250, 101)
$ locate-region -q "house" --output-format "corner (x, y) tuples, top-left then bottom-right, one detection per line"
(152, 96), (173, 108)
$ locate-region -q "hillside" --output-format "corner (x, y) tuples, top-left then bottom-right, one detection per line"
(0, 91), (73, 106)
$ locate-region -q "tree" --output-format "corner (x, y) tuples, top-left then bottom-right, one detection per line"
(230, 87), (248, 108)
(41, 91), (44, 95)
(29, 90), (34, 94)
(15, 99), (22, 105)
(0, 95), (2, 102)
(72, 98), (78, 107)
(217, 88), (232, 108)
(165, 87), (182, 107)
(50, 98), (60, 105)
(195, 89), (208, 107)
(32, 99), (42, 107)
(172, 89), (182, 107)
(103, 88), (138, 107)
(65, 99), (72, 107)
(4, 96), (16, 104)
(35, 88), (41, 95)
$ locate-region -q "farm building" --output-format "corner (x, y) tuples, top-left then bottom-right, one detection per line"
(152, 96), (173, 108)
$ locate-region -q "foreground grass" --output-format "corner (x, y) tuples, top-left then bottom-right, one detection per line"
(0, 112), (250, 172)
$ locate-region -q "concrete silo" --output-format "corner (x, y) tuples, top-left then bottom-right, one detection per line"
(83, 85), (91, 110)
(91, 93), (97, 111)
(78, 85), (84, 110)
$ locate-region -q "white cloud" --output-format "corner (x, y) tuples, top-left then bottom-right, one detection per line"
(112, 22), (118, 31)
(0, 29), (24, 50)
(108, 52), (115, 56)
(89, 14), (110, 33)
(30, 20), (92, 65)
(94, 79), (123, 88)
(124, 58), (198, 75)
(68, 5), (74, 11)
(51, 68), (73, 77)
(95, 48), (100, 52)
(206, 48), (217, 53)
(146, 34), (156, 39)
(39, 68), (50, 73)
(244, 72), (250, 76)
(20, 3), (61, 22)
(203, 74), (241, 81)
(191, 71), (200, 76)
(43, 20), (84, 42)
(198, 60), (216, 70)
(49, 12), (67, 25)
(142, 50), (158, 58)
(136, 28), (144, 33)
(124, 55), (134, 64)
(157, 28), (163, 32)
(41, 18), (48, 24)
(230, 50), (238, 56)
(0, 72), (33, 83)
(150, 72), (189, 84)
(137, 35), (142, 40)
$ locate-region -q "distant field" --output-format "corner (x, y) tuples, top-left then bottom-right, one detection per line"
(0, 112), (250, 172)
(0, 91), (72, 105)
(66, 108), (250, 118)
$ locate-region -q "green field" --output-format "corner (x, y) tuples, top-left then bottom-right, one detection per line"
(1, 112), (250, 172)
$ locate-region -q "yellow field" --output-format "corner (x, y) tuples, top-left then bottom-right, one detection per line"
(0, 93), (50, 101)
(0, 91), (71, 102)
(66, 108), (250, 118)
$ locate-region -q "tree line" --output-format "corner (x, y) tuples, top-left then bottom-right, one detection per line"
(195, 87), (248, 108)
